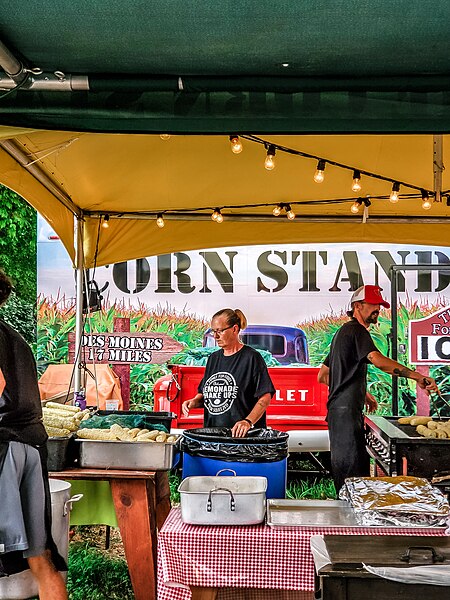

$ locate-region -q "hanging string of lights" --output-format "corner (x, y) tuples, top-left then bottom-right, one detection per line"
(96, 134), (443, 228)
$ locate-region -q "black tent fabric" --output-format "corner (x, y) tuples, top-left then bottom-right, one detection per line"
(1, 1), (450, 133)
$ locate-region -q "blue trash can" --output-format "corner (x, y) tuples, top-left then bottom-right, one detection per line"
(181, 428), (288, 499)
(182, 453), (287, 499)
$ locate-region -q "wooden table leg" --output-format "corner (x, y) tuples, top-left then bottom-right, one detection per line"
(190, 587), (218, 600)
(111, 478), (156, 600)
(155, 471), (171, 530)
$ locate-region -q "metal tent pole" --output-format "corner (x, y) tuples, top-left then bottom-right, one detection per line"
(74, 217), (84, 393)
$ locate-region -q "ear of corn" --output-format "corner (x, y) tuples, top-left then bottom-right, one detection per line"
(45, 425), (71, 437)
(43, 412), (78, 431)
(77, 428), (119, 440)
(45, 402), (81, 413)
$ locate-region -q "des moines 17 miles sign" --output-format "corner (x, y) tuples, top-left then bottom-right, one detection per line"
(68, 332), (183, 365)
(409, 307), (450, 365)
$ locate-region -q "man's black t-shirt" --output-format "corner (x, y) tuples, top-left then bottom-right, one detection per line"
(324, 318), (378, 414)
(0, 319), (47, 446)
(198, 345), (275, 428)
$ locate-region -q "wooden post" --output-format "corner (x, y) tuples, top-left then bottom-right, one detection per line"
(113, 317), (131, 410)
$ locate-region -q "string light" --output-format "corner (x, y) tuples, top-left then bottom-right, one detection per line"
(229, 135), (243, 154)
(389, 182), (400, 203)
(351, 199), (362, 214)
(211, 208), (224, 222)
(156, 214), (165, 228)
(351, 170), (362, 192)
(421, 189), (432, 210)
(160, 134), (171, 140)
(272, 204), (283, 216)
(102, 215), (110, 229)
(285, 204), (296, 220)
(314, 160), (326, 183)
(264, 145), (276, 170)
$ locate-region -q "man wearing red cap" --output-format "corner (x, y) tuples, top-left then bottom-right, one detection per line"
(318, 284), (440, 493)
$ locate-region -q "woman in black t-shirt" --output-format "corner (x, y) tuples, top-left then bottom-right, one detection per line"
(181, 308), (275, 437)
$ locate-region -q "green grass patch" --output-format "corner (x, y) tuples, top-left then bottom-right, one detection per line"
(67, 543), (133, 600)
(286, 477), (336, 500)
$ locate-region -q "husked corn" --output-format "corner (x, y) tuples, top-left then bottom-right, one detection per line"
(128, 428), (141, 438)
(45, 425), (71, 437)
(136, 432), (156, 441)
(416, 424), (438, 438)
(43, 413), (78, 431)
(45, 402), (81, 413)
(110, 424), (131, 440)
(155, 434), (166, 442)
(77, 428), (117, 440)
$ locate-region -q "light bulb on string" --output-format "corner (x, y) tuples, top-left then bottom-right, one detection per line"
(102, 215), (110, 229)
(314, 160), (326, 183)
(272, 204), (283, 216)
(264, 145), (276, 170)
(351, 199), (362, 214)
(156, 214), (165, 228)
(285, 204), (296, 220)
(160, 134), (171, 140)
(211, 208), (223, 222)
(389, 182), (400, 203)
(351, 170), (362, 192)
(229, 135), (243, 154)
(421, 189), (432, 210)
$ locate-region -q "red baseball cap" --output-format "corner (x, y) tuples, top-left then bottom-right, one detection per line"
(350, 285), (390, 308)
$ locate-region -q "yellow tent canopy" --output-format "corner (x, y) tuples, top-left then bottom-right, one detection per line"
(0, 127), (449, 267)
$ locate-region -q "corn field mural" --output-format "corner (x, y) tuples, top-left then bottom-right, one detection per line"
(37, 296), (450, 415)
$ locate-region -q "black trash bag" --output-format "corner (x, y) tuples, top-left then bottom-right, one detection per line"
(180, 427), (288, 463)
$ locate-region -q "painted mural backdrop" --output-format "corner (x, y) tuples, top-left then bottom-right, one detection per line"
(37, 217), (450, 414)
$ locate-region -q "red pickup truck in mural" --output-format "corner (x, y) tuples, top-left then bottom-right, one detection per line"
(153, 325), (329, 453)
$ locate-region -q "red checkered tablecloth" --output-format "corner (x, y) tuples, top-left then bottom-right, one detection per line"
(157, 508), (446, 600)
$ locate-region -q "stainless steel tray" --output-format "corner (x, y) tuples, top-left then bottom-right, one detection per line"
(266, 500), (448, 529)
(75, 439), (178, 470)
(267, 500), (359, 528)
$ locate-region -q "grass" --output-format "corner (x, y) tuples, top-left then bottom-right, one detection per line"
(286, 477), (336, 500)
(67, 543), (133, 600)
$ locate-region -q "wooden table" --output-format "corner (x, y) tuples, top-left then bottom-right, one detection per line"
(50, 467), (171, 600)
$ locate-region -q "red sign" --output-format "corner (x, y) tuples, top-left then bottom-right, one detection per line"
(68, 332), (183, 365)
(409, 306), (450, 365)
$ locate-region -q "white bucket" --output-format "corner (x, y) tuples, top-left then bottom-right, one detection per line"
(0, 480), (82, 600)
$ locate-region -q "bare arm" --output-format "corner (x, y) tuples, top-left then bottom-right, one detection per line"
(317, 364), (329, 386)
(367, 351), (439, 394)
(231, 392), (272, 438)
(181, 393), (204, 416)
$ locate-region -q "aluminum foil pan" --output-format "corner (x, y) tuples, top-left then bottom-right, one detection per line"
(339, 476), (450, 527)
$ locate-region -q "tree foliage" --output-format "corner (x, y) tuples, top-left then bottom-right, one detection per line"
(0, 185), (37, 341)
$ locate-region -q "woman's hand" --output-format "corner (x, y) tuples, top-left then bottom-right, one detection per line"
(181, 399), (193, 417)
(231, 419), (252, 438)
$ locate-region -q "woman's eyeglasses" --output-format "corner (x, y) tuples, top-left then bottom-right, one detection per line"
(211, 325), (234, 336)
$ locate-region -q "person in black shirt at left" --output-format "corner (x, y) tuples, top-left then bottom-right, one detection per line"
(182, 308), (275, 437)
(0, 269), (67, 598)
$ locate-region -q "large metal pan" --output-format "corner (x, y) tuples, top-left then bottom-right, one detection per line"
(178, 469), (267, 525)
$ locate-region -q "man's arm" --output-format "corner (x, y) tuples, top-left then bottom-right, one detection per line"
(317, 364), (329, 386)
(367, 351), (439, 394)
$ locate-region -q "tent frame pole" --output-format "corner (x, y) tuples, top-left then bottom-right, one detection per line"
(74, 217), (84, 394)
